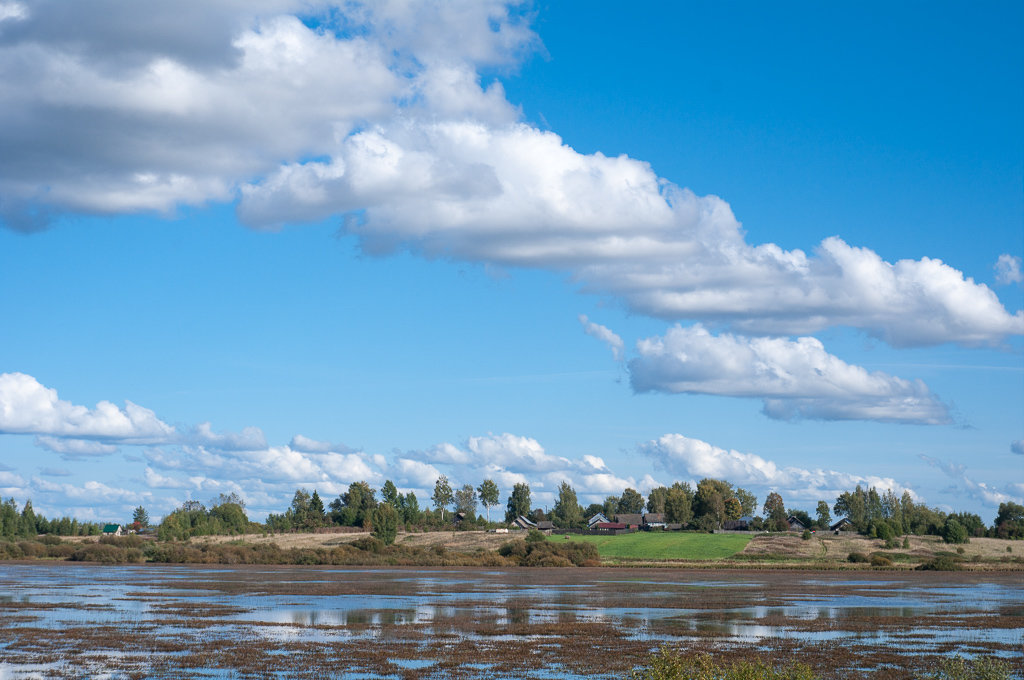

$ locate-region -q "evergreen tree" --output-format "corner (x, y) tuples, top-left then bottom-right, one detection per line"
(309, 490), (326, 528)
(381, 480), (400, 507)
(132, 506), (150, 529)
(402, 492), (420, 525)
(371, 504), (399, 545)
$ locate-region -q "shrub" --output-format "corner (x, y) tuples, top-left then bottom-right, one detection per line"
(942, 518), (969, 544)
(350, 536), (384, 554)
(525, 529), (546, 544)
(916, 555), (961, 571)
(801, 529), (812, 541)
(916, 655), (1012, 680)
(903, 537), (911, 549)
(847, 551), (869, 563)
(17, 541), (47, 558)
(870, 554), (892, 567)
(629, 648), (819, 680)
(39, 534), (63, 546)
(0, 542), (24, 559)
(497, 539), (527, 559)
(46, 543), (76, 559)
(71, 543), (143, 563)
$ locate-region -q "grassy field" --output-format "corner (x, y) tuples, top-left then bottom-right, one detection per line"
(548, 532), (752, 561)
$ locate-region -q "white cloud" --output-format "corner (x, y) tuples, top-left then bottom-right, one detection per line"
(289, 434), (334, 453)
(241, 120), (1024, 347)
(0, 372), (175, 442)
(144, 466), (188, 489)
(579, 314), (624, 361)
(189, 422), (267, 450)
(412, 432), (648, 505)
(34, 436), (119, 457)
(642, 433), (916, 504)
(995, 254), (1023, 285)
(1012, 440), (1024, 456)
(0, 470), (26, 487)
(0, 1), (530, 229)
(628, 325), (951, 424)
(921, 455), (1023, 507)
(393, 458), (443, 487)
(33, 477), (148, 504)
(0, 5), (1016, 346)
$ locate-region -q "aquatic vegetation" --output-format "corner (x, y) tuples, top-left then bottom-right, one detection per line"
(629, 649), (819, 680)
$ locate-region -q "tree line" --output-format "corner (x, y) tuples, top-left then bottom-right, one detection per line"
(0, 498), (105, 539)
(3, 477), (1022, 546)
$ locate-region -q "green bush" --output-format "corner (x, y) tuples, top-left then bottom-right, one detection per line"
(870, 554), (892, 567)
(350, 536), (384, 553)
(629, 648), (819, 680)
(847, 551), (869, 563)
(916, 655), (1012, 680)
(801, 529), (812, 541)
(916, 555), (961, 571)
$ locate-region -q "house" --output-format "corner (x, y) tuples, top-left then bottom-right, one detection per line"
(510, 515), (536, 530)
(595, 522), (627, 530)
(587, 512), (610, 528)
(102, 524), (123, 536)
(615, 513), (644, 529)
(535, 520), (555, 532)
(643, 513), (666, 529)
(786, 515), (808, 532)
(830, 517), (854, 533)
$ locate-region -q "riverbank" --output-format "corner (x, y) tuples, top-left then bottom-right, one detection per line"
(22, 530), (1024, 570)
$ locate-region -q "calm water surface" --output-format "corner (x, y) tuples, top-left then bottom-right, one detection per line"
(0, 564), (1020, 678)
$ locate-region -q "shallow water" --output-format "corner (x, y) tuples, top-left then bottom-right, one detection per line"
(0, 565), (1020, 678)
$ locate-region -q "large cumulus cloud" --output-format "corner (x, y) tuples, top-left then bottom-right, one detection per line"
(628, 325), (951, 424)
(0, 2), (1018, 345)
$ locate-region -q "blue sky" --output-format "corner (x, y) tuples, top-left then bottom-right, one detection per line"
(0, 1), (1021, 523)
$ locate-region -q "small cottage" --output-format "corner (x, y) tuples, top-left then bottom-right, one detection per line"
(510, 515), (536, 530)
(786, 515), (808, 532)
(102, 524), (123, 536)
(615, 513), (644, 529)
(643, 513), (666, 529)
(830, 517), (854, 533)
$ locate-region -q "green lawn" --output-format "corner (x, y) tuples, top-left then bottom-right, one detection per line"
(548, 531), (751, 561)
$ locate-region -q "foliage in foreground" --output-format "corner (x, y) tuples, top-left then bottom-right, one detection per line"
(920, 656), (1014, 680)
(628, 650), (1015, 680)
(628, 649), (818, 680)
